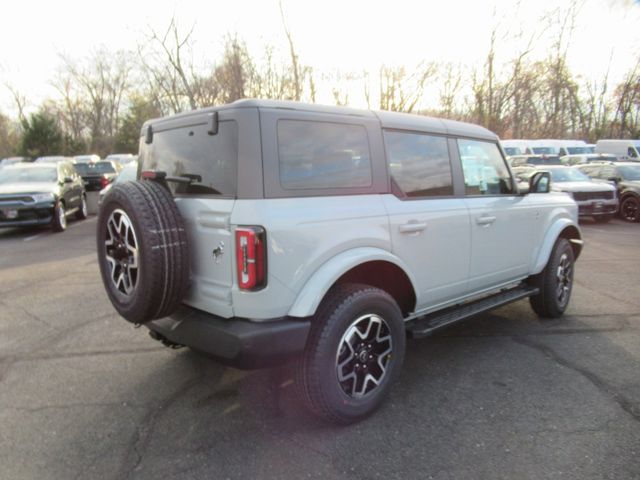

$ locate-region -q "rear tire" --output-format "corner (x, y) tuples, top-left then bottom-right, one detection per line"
(97, 181), (190, 324)
(75, 194), (88, 220)
(296, 284), (405, 424)
(529, 238), (574, 318)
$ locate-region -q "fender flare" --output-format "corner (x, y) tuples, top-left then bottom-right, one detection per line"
(531, 218), (583, 275)
(287, 247), (419, 318)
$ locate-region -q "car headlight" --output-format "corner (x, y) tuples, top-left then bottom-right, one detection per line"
(32, 193), (55, 203)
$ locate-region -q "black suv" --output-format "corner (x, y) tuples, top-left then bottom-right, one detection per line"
(0, 162), (88, 231)
(577, 162), (640, 222)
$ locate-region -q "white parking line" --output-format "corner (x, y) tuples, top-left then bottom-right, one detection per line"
(23, 232), (50, 242)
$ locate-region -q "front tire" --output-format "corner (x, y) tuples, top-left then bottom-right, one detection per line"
(620, 195), (640, 222)
(529, 238), (575, 318)
(296, 284), (406, 424)
(52, 201), (67, 232)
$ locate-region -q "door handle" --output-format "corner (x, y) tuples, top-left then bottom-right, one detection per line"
(399, 222), (427, 234)
(476, 215), (496, 226)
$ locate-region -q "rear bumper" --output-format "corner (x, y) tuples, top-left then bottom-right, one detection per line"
(147, 305), (311, 369)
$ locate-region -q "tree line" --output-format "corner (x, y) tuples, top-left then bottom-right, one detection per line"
(1, 7), (639, 160)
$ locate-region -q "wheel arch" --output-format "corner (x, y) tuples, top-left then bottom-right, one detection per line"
(532, 219), (583, 275)
(287, 247), (418, 318)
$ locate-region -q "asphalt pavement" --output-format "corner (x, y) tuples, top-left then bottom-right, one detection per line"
(0, 215), (638, 480)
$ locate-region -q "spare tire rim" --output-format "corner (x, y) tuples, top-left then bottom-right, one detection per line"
(336, 314), (393, 398)
(556, 253), (572, 306)
(105, 209), (139, 296)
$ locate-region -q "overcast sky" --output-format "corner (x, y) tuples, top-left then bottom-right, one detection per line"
(1, 0), (639, 114)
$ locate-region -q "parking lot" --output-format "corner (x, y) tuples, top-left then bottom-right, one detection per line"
(0, 215), (638, 479)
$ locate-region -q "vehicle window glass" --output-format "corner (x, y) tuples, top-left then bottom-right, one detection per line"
(618, 165), (640, 180)
(0, 166), (57, 184)
(629, 147), (639, 158)
(458, 139), (514, 195)
(383, 131), (453, 198)
(277, 120), (372, 189)
(139, 120), (238, 196)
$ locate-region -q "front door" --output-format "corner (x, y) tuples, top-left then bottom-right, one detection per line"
(456, 138), (538, 292)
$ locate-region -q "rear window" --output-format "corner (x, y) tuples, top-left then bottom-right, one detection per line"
(75, 162), (116, 175)
(139, 120), (238, 196)
(277, 120), (372, 190)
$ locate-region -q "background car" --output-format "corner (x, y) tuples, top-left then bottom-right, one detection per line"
(98, 161), (138, 206)
(561, 153), (618, 165)
(509, 154), (563, 167)
(577, 162), (640, 222)
(73, 154), (101, 164)
(544, 166), (618, 223)
(105, 153), (137, 165)
(34, 156), (75, 164)
(0, 162), (87, 231)
(74, 161), (122, 192)
(0, 157), (30, 167)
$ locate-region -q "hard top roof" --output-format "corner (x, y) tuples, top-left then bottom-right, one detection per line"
(142, 99), (497, 140)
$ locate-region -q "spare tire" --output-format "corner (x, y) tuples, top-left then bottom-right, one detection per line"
(97, 180), (190, 324)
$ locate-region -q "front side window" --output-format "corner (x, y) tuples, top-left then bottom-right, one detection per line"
(458, 139), (514, 195)
(628, 147), (639, 159)
(277, 120), (372, 190)
(384, 131), (453, 198)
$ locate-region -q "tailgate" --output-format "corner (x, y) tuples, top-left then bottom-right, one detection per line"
(174, 197), (236, 318)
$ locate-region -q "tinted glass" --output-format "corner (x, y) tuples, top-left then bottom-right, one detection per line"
(278, 120), (372, 189)
(567, 147), (590, 154)
(139, 120), (238, 196)
(384, 131), (453, 197)
(458, 139), (514, 195)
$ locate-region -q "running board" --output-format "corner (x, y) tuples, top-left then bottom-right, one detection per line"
(406, 284), (539, 339)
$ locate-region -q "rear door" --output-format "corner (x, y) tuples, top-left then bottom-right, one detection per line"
(138, 108), (257, 318)
(382, 130), (470, 310)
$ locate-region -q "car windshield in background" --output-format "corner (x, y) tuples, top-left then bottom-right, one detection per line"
(619, 165), (640, 180)
(549, 168), (591, 182)
(0, 166), (57, 184)
(504, 147), (524, 156)
(532, 147), (559, 155)
(567, 147), (591, 155)
(75, 162), (116, 175)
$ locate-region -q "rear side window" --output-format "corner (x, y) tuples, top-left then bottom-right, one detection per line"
(139, 120), (238, 196)
(277, 120), (372, 189)
(383, 131), (453, 197)
(458, 139), (515, 195)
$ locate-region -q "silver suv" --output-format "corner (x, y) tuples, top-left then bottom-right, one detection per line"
(97, 100), (583, 423)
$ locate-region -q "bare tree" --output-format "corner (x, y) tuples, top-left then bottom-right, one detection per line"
(379, 63), (437, 113)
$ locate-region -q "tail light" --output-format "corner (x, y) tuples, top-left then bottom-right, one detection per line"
(235, 226), (267, 291)
(100, 175), (110, 189)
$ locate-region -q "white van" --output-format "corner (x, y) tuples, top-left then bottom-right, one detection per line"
(501, 139), (532, 156)
(534, 139), (590, 157)
(595, 140), (640, 161)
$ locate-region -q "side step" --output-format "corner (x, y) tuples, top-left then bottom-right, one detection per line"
(406, 284), (539, 339)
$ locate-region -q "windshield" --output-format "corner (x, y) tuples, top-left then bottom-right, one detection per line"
(74, 162), (116, 175)
(549, 168), (591, 182)
(0, 166), (57, 184)
(532, 147), (559, 155)
(618, 165), (640, 180)
(567, 147), (590, 155)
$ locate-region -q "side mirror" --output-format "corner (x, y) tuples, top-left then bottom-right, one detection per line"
(607, 176), (619, 184)
(64, 176), (74, 183)
(529, 171), (550, 194)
